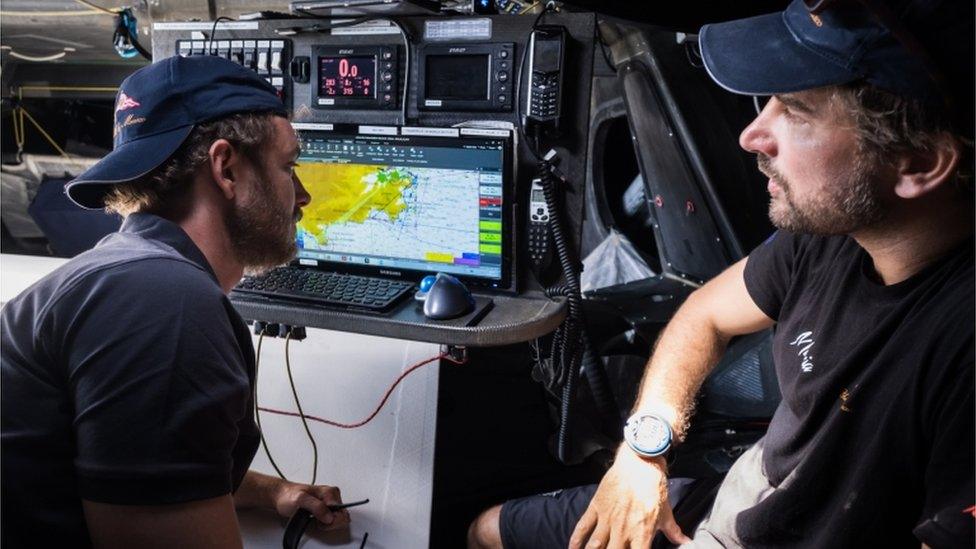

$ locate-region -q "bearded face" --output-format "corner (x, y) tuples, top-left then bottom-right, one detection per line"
(226, 163), (302, 276)
(737, 90), (901, 237)
(758, 150), (889, 235)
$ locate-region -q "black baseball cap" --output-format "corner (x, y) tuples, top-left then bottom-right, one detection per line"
(699, 0), (974, 136)
(66, 55), (287, 210)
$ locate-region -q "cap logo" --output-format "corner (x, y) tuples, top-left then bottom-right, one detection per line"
(809, 13), (823, 27)
(113, 113), (147, 139)
(116, 92), (141, 113)
(121, 113), (146, 127)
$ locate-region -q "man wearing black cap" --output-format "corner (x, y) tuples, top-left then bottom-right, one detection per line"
(1, 56), (350, 547)
(469, 1), (973, 548)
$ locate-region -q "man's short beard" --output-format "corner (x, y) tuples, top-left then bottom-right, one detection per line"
(758, 153), (888, 235)
(225, 171), (298, 275)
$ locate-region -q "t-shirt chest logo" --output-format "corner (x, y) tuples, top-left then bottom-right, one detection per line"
(789, 331), (815, 374)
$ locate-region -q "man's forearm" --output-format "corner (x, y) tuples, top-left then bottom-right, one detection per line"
(631, 290), (731, 442)
(233, 470), (282, 510)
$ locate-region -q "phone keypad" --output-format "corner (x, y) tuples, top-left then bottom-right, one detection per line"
(528, 221), (550, 264)
(530, 73), (560, 119)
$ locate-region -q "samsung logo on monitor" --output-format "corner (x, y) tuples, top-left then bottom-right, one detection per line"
(379, 269), (403, 277)
(448, 47), (467, 53)
(339, 49), (354, 54)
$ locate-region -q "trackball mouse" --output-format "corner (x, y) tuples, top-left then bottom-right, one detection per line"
(423, 273), (475, 320)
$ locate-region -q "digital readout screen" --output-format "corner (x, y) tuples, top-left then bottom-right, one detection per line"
(425, 54), (489, 100)
(319, 56), (376, 98)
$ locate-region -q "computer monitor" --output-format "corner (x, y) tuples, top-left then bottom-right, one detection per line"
(292, 125), (514, 291)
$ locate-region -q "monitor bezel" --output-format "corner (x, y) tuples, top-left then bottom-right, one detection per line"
(291, 125), (515, 293)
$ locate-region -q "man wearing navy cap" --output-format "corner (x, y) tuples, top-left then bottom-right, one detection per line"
(1, 56), (349, 547)
(470, 0), (973, 547)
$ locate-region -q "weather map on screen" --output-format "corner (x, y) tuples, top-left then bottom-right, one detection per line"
(294, 131), (506, 281)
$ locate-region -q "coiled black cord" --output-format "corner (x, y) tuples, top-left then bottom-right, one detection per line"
(546, 286), (623, 442)
(538, 158), (586, 463)
(582, 338), (622, 433)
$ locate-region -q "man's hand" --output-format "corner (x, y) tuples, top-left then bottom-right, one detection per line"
(234, 471), (350, 531)
(271, 480), (350, 531)
(569, 449), (691, 549)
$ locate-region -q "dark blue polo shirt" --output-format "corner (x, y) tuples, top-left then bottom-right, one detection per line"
(1, 213), (260, 547)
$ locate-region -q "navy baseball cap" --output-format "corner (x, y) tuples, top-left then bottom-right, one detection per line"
(699, 0), (974, 135)
(66, 55), (287, 210)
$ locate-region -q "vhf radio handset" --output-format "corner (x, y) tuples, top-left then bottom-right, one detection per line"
(526, 26), (566, 125)
(528, 178), (553, 272)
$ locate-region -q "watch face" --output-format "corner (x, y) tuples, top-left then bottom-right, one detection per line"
(626, 415), (670, 455)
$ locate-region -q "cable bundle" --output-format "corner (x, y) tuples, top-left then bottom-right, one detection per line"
(535, 157), (587, 463)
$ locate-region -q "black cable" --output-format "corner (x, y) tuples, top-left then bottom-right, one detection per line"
(284, 332), (319, 485)
(254, 332), (289, 480)
(543, 285), (569, 298)
(582, 336), (622, 431)
(538, 162), (582, 365)
(208, 16), (235, 55)
(275, 15), (374, 34)
(547, 324), (564, 390)
(538, 158), (586, 463)
(557, 345), (581, 462)
(545, 286), (618, 428)
(386, 17), (412, 126)
(130, 35), (151, 60)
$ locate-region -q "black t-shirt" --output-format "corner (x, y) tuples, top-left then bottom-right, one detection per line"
(741, 230), (974, 548)
(1, 213), (260, 548)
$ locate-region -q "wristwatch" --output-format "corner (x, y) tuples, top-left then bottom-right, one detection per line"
(623, 412), (672, 458)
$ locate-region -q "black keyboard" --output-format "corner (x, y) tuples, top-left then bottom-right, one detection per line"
(234, 267), (415, 311)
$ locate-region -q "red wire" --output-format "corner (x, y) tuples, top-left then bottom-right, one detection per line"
(258, 352), (465, 429)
